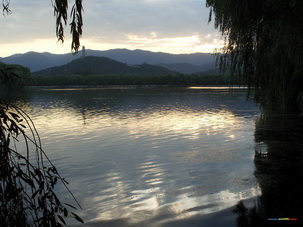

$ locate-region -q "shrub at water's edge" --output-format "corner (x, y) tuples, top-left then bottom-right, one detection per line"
(0, 99), (84, 226)
(0, 62), (30, 89)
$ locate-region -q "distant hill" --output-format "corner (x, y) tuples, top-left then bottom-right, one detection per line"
(0, 49), (216, 73)
(33, 56), (176, 76)
(1, 52), (52, 72)
(84, 49), (215, 66)
(0, 51), (72, 72)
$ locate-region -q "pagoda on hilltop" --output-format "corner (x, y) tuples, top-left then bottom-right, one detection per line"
(81, 46), (86, 58)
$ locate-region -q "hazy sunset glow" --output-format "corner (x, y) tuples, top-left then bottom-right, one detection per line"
(0, 0), (222, 57)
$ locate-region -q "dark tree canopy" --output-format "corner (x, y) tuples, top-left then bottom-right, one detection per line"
(206, 0), (303, 112)
(2, 0), (83, 54)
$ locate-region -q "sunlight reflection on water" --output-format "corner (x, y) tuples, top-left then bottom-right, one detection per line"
(12, 87), (261, 226)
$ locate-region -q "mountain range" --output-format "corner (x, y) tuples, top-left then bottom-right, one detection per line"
(0, 49), (216, 74)
(33, 56), (176, 76)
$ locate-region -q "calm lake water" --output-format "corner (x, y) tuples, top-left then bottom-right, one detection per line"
(6, 87), (264, 226)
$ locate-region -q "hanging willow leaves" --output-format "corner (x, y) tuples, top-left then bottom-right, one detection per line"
(69, 0), (83, 54)
(206, 0), (303, 112)
(2, 0), (83, 53)
(53, 0), (68, 44)
(0, 99), (84, 226)
(2, 0), (11, 15)
(1, 1), (84, 225)
(53, 0), (83, 54)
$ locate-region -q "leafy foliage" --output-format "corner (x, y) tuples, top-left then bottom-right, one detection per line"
(0, 62), (30, 88)
(1, 1), (84, 225)
(206, 0), (303, 112)
(2, 0), (11, 16)
(53, 0), (83, 53)
(0, 99), (83, 226)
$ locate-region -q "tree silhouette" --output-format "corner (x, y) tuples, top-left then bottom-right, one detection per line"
(206, 0), (303, 112)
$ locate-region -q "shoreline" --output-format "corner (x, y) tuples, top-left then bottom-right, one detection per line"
(26, 85), (250, 90)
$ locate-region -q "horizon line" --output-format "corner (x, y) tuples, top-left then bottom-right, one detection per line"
(0, 48), (214, 58)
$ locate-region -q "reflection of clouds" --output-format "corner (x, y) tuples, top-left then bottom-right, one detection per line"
(23, 104), (247, 157)
(176, 148), (239, 164)
(167, 188), (261, 220)
(88, 171), (132, 221)
(30, 106), (242, 143)
(17, 90), (260, 225)
(90, 181), (260, 225)
(85, 157), (168, 223)
(118, 109), (239, 139)
(138, 161), (165, 186)
(91, 176), (161, 223)
(86, 156), (260, 225)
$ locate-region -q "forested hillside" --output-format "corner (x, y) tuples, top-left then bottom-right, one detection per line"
(33, 56), (176, 76)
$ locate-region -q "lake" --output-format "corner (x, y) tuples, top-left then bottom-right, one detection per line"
(5, 87), (263, 226)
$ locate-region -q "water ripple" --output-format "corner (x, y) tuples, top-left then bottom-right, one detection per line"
(11, 88), (261, 226)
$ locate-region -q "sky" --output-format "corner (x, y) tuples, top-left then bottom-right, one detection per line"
(0, 0), (223, 57)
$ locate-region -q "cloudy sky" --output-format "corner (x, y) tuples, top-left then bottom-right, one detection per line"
(0, 0), (223, 57)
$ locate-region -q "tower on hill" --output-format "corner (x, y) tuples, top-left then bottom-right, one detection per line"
(82, 46), (86, 58)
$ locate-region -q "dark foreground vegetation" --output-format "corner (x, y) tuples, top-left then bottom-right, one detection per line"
(0, 62), (30, 89)
(1, 0), (85, 225)
(1, 65), (84, 227)
(207, 0), (303, 113)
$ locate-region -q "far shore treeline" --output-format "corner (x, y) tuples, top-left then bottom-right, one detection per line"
(29, 73), (234, 86)
(1, 61), (239, 87)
